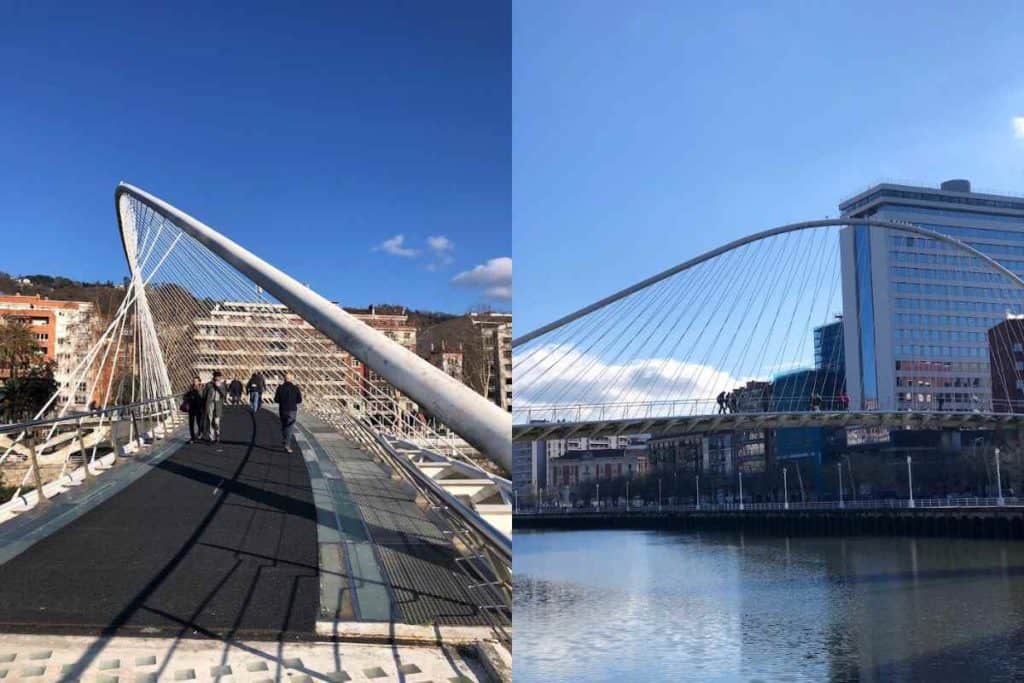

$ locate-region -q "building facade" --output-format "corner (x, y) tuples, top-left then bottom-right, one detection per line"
(418, 312), (512, 411)
(647, 432), (704, 471)
(512, 438), (548, 500)
(988, 315), (1024, 413)
(548, 447), (649, 489)
(191, 302), (420, 417)
(839, 179), (1024, 412)
(0, 294), (98, 407)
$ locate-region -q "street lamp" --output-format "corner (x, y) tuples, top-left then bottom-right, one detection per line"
(595, 482), (600, 510)
(626, 480), (630, 511)
(837, 462), (844, 509)
(513, 488), (518, 513)
(996, 447), (1004, 506)
(658, 478), (663, 512)
(738, 469), (744, 511)
(696, 474), (701, 510)
(783, 466), (789, 510)
(906, 454), (915, 508)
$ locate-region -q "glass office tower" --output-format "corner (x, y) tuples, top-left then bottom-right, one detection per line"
(839, 179), (1024, 412)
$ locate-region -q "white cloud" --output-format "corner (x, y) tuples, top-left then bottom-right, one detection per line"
(1014, 116), (1024, 139)
(427, 235), (454, 253)
(452, 257), (512, 300)
(426, 235), (455, 271)
(513, 344), (744, 418)
(485, 285), (512, 301)
(374, 234), (418, 257)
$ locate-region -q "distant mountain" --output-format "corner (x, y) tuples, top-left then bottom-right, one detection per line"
(0, 273), (467, 329)
(361, 303), (459, 331)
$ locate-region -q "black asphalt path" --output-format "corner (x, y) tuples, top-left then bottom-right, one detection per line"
(0, 406), (318, 639)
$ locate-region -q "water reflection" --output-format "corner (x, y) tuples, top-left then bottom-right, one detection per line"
(514, 529), (1024, 682)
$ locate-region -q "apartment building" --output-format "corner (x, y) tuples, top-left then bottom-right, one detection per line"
(191, 301), (419, 417)
(419, 312), (512, 411)
(0, 294), (98, 407)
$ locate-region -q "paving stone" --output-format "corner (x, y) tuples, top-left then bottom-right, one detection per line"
(209, 664), (231, 676)
(399, 663), (423, 674)
(27, 651), (51, 660)
(20, 665), (46, 678)
(173, 669), (196, 680)
(363, 667), (388, 679)
(135, 656), (157, 667)
(98, 659), (121, 670)
(246, 661), (269, 672)
(135, 674), (158, 683)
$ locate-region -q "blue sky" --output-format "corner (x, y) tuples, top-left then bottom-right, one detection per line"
(0, 1), (510, 313)
(513, 0), (1024, 333)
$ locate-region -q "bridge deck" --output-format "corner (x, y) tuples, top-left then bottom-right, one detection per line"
(294, 413), (495, 629)
(512, 409), (1024, 442)
(0, 406), (497, 640)
(0, 407), (319, 638)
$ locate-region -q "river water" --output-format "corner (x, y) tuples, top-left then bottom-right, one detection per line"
(514, 528), (1024, 682)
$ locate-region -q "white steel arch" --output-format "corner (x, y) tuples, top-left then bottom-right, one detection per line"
(115, 183), (512, 470)
(513, 218), (1024, 347)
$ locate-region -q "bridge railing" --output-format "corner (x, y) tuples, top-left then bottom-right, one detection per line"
(516, 496), (1024, 514)
(515, 395), (1024, 424)
(0, 394), (182, 522)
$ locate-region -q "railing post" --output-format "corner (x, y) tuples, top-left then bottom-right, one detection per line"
(26, 433), (48, 508)
(76, 417), (95, 484)
(906, 455), (915, 508)
(109, 413), (126, 462)
(130, 409), (144, 450)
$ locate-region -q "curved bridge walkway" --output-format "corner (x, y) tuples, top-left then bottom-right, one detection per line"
(0, 406), (494, 641)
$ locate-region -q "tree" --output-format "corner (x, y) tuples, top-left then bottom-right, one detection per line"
(0, 319), (40, 380)
(0, 362), (57, 422)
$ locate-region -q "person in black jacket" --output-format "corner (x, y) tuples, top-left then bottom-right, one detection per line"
(273, 371), (303, 453)
(228, 377), (243, 405)
(247, 371), (267, 412)
(184, 376), (205, 443)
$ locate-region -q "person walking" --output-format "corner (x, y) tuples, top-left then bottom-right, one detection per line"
(183, 377), (204, 443)
(716, 391), (727, 414)
(247, 370), (267, 412)
(228, 377), (243, 405)
(203, 371), (227, 443)
(274, 371), (303, 453)
(727, 392), (737, 414)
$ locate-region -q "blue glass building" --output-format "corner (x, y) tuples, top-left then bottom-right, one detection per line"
(839, 179), (1024, 412)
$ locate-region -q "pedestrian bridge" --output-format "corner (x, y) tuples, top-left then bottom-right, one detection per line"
(0, 184), (511, 678)
(513, 217), (1024, 446)
(512, 408), (1024, 442)
(0, 407), (503, 638)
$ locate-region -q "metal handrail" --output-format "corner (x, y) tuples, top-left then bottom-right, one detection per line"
(365, 422), (511, 561)
(518, 496), (1024, 514)
(0, 394), (183, 435)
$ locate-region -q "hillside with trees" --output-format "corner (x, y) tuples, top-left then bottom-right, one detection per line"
(0, 271), (127, 318)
